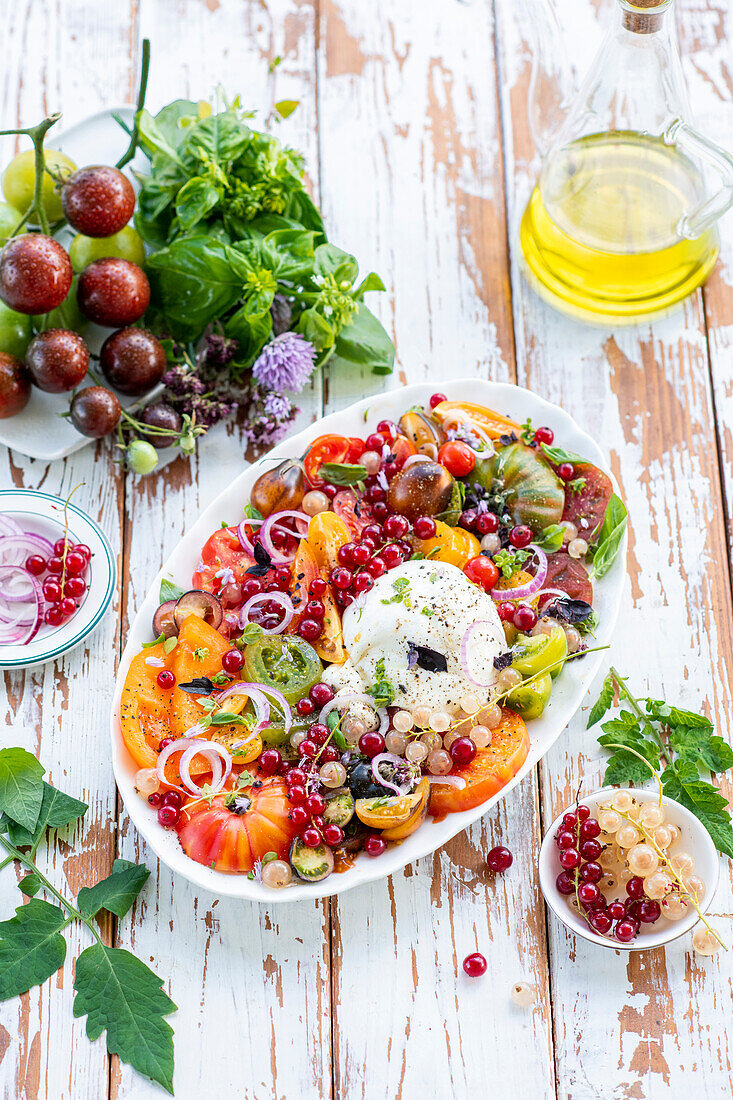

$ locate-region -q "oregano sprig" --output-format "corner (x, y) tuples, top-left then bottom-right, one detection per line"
(0, 748), (176, 1093)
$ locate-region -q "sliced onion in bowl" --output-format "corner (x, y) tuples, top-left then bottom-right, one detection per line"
(490, 545), (548, 602)
(0, 532), (55, 566)
(0, 515), (24, 538)
(155, 737), (232, 797)
(239, 591), (294, 635)
(0, 566), (42, 645)
(214, 681), (271, 732)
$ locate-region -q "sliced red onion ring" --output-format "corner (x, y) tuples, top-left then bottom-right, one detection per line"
(236, 517), (264, 555)
(318, 691), (389, 736)
(490, 545), (547, 601)
(0, 515), (23, 538)
(460, 620), (497, 689)
(425, 775), (467, 788)
(0, 532), (55, 566)
(371, 752), (411, 796)
(214, 681), (271, 732)
(537, 588), (568, 607)
(155, 737), (232, 797)
(403, 453), (433, 469)
(239, 591), (294, 635)
(145, 655), (165, 667)
(0, 566), (42, 645)
(259, 511), (310, 564)
(252, 684), (292, 733)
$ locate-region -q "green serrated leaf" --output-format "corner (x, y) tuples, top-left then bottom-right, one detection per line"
(587, 672), (615, 728)
(4, 781), (87, 848)
(667, 705), (715, 730)
(668, 726), (733, 774)
(77, 860), (150, 920)
(0, 899), (67, 1000)
(74, 943), (176, 1094)
(662, 762), (733, 857)
(598, 728), (660, 786)
(0, 748), (45, 833)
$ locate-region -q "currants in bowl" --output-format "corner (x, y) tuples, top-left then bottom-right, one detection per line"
(61, 165), (135, 238)
(0, 234), (73, 314)
(99, 327), (166, 396)
(25, 328), (89, 393)
(77, 258), (149, 327)
(69, 385), (122, 438)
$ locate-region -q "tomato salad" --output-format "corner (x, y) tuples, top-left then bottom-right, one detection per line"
(119, 395), (626, 889)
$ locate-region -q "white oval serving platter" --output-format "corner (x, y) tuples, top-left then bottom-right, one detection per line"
(111, 378), (627, 902)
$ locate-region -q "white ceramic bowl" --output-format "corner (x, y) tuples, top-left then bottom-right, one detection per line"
(539, 786), (720, 950)
(111, 378), (627, 902)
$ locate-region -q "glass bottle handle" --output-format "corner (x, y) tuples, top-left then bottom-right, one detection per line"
(665, 119), (733, 239)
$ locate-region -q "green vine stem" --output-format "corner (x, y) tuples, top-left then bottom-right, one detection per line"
(609, 665), (668, 763)
(116, 38), (151, 170)
(0, 113), (62, 237)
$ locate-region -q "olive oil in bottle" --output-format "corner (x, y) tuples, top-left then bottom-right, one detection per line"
(520, 130), (720, 319)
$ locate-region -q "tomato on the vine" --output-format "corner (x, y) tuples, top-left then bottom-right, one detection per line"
(438, 440), (476, 478)
(464, 555), (499, 592)
(304, 434), (365, 485)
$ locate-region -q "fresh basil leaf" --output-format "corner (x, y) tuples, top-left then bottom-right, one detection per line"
(182, 109), (252, 163)
(243, 504), (263, 521)
(146, 237), (246, 340)
(589, 493), (627, 579)
(662, 762), (733, 857)
(534, 524), (565, 552)
(177, 676), (215, 695)
(353, 272), (385, 299)
(314, 242), (359, 285)
(135, 108), (185, 165)
(540, 443), (585, 464)
(241, 623), (264, 644)
(333, 302), (395, 375)
(587, 671), (616, 728)
(209, 712), (247, 726)
(77, 859), (150, 920)
(74, 944), (176, 1095)
(0, 748), (45, 833)
(273, 99), (299, 119)
(4, 781), (87, 848)
(174, 176), (221, 231)
(159, 579), (185, 604)
(263, 228), (316, 282)
(0, 899), (67, 1000)
(297, 306), (335, 352)
(318, 462), (367, 487)
(142, 633), (166, 649)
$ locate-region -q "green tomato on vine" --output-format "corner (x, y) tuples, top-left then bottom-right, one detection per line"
(0, 200), (22, 241)
(69, 226), (146, 273)
(0, 299), (33, 359)
(2, 148), (77, 224)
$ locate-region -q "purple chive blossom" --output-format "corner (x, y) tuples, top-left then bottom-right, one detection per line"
(251, 332), (316, 394)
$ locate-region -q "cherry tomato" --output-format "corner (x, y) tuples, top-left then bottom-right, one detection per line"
(69, 226), (145, 274)
(385, 434), (417, 470)
(2, 149), (77, 224)
(303, 434), (365, 486)
(464, 555), (499, 592)
(438, 440), (476, 478)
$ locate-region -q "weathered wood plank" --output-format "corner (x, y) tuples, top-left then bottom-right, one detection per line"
(111, 4), (331, 1099)
(495, 0), (733, 1097)
(317, 4), (555, 1098)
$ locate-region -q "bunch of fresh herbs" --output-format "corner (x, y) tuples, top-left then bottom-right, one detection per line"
(588, 668), (733, 857)
(0, 748), (175, 1093)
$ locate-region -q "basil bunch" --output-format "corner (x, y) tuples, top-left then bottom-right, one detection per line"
(132, 100), (394, 374)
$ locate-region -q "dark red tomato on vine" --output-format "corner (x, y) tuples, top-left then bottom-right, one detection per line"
(192, 526), (255, 592)
(304, 434), (366, 485)
(561, 462), (612, 540)
(544, 550), (593, 603)
(438, 440), (476, 478)
(332, 490), (372, 537)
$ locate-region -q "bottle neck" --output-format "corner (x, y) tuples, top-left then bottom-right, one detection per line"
(620, 1), (673, 35)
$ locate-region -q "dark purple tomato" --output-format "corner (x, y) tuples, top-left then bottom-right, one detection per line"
(69, 385), (121, 437)
(61, 166), (135, 237)
(99, 326), (166, 396)
(77, 258), (150, 327)
(0, 234), (73, 314)
(0, 352), (31, 417)
(138, 402), (182, 447)
(25, 328), (89, 393)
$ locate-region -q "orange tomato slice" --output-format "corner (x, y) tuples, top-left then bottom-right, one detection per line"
(432, 400), (521, 439)
(428, 709), (530, 816)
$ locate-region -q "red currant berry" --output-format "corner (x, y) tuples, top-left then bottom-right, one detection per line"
(161, 790), (182, 809)
(65, 550), (87, 575)
(298, 618), (323, 641)
(362, 523), (384, 545)
(44, 603), (65, 626)
(59, 596), (76, 617)
(366, 556), (386, 578)
(296, 699), (315, 717)
(147, 792), (161, 807)
(450, 737), (476, 765)
(53, 538), (68, 555)
(497, 601), (516, 623)
(42, 579), (62, 601)
(289, 805), (309, 827)
(462, 951), (487, 977)
(331, 567), (352, 590)
(579, 818), (601, 840)
(301, 827), (322, 848)
(562, 812), (577, 830)
(288, 785), (307, 805)
(384, 514), (410, 539)
(486, 845), (513, 872)
(309, 725), (328, 747)
(411, 516), (434, 540)
(156, 670), (175, 689)
(372, 501), (389, 522)
(322, 823), (344, 847)
(580, 861), (603, 884)
(25, 554), (46, 575)
(556, 830), (575, 850)
(513, 605), (537, 632)
(376, 419), (397, 439)
(337, 542), (356, 566)
(157, 805), (179, 828)
(626, 876), (645, 900)
(320, 744), (339, 763)
(615, 919), (637, 943)
(607, 900), (626, 921)
(578, 882), (602, 907)
(310, 682), (335, 707)
(359, 731), (385, 758)
(47, 556), (64, 574)
(382, 543), (403, 569)
(638, 900), (661, 924)
(429, 392), (447, 409)
(241, 578), (263, 600)
(352, 572), (374, 595)
(365, 433), (385, 452)
(588, 909), (613, 935)
(306, 793), (326, 816)
(509, 525), (533, 549)
(475, 512), (498, 536)
(75, 543), (91, 560)
(364, 834), (387, 857)
(346, 545), (368, 568)
(460, 510), (478, 533)
(286, 767), (307, 787)
(533, 426), (554, 446)
(258, 749), (282, 776)
(579, 838), (602, 861)
(557, 463), (574, 482)
(559, 848), (581, 870)
(305, 599), (326, 620)
(556, 871), (577, 895)
(222, 648), (245, 674)
(576, 804), (591, 822)
(365, 485), (386, 504)
(298, 737), (316, 756)
(310, 577), (327, 598)
(64, 576), (86, 598)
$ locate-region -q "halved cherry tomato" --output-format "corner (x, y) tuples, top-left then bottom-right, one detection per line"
(192, 526), (254, 592)
(308, 512), (352, 574)
(428, 709), (529, 815)
(386, 435), (417, 470)
(332, 489), (372, 537)
(464, 555), (499, 592)
(304, 434), (365, 486)
(432, 401), (521, 439)
(438, 440), (476, 477)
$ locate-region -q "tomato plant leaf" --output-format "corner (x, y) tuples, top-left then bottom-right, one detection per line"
(662, 762), (733, 858)
(587, 671), (616, 728)
(0, 748), (45, 833)
(77, 860), (150, 920)
(4, 781), (87, 848)
(74, 944), (176, 1095)
(0, 899), (67, 1000)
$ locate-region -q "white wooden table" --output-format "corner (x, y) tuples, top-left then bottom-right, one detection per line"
(2, 2), (733, 1097)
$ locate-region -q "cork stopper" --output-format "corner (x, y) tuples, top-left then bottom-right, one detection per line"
(621, 0), (672, 33)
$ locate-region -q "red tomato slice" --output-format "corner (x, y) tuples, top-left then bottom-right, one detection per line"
(562, 462), (612, 541)
(332, 490), (372, 537)
(544, 550), (593, 603)
(304, 434), (365, 486)
(192, 526), (255, 592)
